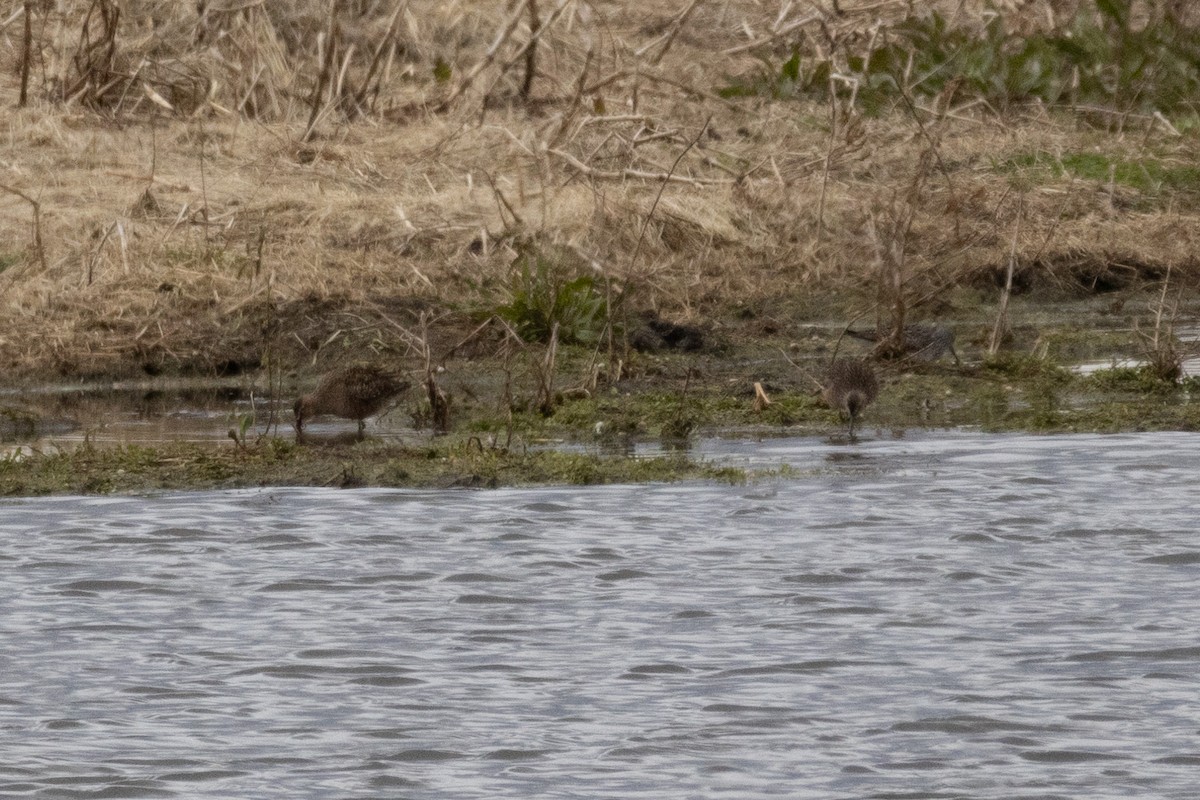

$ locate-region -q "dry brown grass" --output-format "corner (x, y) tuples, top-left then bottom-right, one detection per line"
(0, 1), (1197, 381)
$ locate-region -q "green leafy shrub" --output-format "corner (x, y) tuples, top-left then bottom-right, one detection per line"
(496, 253), (606, 345)
(718, 49), (808, 100)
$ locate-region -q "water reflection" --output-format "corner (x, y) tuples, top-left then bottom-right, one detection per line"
(0, 431), (1198, 797)
(0, 379), (425, 451)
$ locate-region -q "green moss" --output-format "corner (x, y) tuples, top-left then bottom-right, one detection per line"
(1000, 396), (1200, 434)
(522, 387), (836, 443)
(982, 351), (1072, 383)
(998, 151), (1200, 197)
(0, 437), (750, 496)
(1084, 365), (1180, 394)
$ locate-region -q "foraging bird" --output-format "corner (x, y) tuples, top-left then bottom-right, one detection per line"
(293, 365), (410, 437)
(821, 358), (879, 437)
(847, 323), (960, 364)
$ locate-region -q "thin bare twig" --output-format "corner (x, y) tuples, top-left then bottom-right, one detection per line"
(434, 0), (531, 113)
(639, 0), (703, 66)
(630, 117), (712, 270)
(0, 182), (47, 272)
(302, 2), (341, 142)
(989, 193), (1024, 355)
(520, 0), (540, 100)
(548, 148), (731, 185)
(18, 0), (33, 107)
(778, 347), (824, 392)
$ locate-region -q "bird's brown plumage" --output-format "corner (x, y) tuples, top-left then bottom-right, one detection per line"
(846, 323), (960, 364)
(293, 365), (409, 435)
(821, 358), (879, 436)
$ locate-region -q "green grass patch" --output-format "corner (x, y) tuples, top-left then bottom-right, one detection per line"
(999, 151), (1200, 195)
(0, 251), (23, 273)
(1083, 364), (1180, 394)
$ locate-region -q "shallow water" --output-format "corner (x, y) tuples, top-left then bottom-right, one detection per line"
(0, 380), (420, 451)
(1071, 356), (1200, 378)
(2, 431), (1199, 799)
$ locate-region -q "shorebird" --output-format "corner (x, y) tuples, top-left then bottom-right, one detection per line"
(847, 323), (960, 364)
(293, 365), (410, 437)
(821, 358), (879, 437)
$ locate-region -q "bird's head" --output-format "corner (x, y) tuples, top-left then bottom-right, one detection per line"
(293, 396), (309, 431)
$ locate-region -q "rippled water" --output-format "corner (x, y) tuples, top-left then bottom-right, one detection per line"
(2, 431), (1199, 799)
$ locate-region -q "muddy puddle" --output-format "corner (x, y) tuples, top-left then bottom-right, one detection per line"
(1, 329), (1196, 458)
(0, 378), (419, 453)
(1067, 324), (1200, 377)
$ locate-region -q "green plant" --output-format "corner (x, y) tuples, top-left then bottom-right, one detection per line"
(983, 351), (1072, 382)
(726, 4), (1200, 115)
(999, 151), (1200, 197)
(225, 412), (257, 450)
(1085, 365), (1178, 394)
(497, 253), (606, 345)
(433, 58), (452, 83)
(718, 48), (809, 100)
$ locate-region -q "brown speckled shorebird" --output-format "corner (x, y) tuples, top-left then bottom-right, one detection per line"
(821, 358), (879, 437)
(293, 365), (410, 437)
(847, 323), (960, 364)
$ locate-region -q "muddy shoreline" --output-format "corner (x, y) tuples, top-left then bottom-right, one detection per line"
(2, 291), (1197, 496)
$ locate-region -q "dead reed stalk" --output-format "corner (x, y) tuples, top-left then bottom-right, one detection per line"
(372, 306), (452, 433)
(18, 1), (33, 107)
(867, 78), (961, 356)
(989, 193), (1024, 355)
(534, 322), (559, 416)
(1135, 264), (1184, 382)
(867, 204), (911, 359)
(303, 2), (342, 142)
(342, 3), (407, 119)
(434, 0), (531, 113)
(0, 182), (47, 273)
(815, 21), (873, 250)
(66, 0), (120, 108)
(520, 0), (540, 100)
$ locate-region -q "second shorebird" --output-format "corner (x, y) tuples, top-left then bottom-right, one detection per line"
(847, 323), (959, 364)
(821, 358), (879, 437)
(293, 364), (410, 437)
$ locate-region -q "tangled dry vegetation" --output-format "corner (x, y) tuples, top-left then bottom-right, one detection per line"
(0, 0), (1197, 383)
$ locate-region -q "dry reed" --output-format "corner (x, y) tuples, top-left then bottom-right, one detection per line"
(0, 1), (1195, 381)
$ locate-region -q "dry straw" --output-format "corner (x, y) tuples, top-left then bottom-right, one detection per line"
(0, 1), (1195, 380)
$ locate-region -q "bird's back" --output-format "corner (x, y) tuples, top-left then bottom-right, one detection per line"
(904, 324), (956, 362)
(314, 365), (408, 419)
(823, 358), (879, 414)
(846, 323), (956, 362)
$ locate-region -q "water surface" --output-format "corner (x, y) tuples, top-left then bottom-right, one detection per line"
(1, 431), (1198, 798)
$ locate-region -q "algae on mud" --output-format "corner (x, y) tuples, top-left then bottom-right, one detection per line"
(2, 316), (1197, 497)
(0, 437), (751, 497)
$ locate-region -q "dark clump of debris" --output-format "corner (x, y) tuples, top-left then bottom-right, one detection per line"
(629, 311), (706, 353)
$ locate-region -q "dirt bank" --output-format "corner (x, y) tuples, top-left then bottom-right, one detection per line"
(0, 2), (1197, 493)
